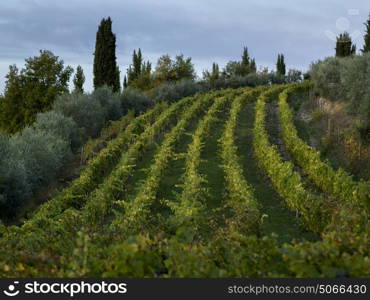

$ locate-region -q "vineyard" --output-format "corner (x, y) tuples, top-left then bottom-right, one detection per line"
(0, 83), (369, 277)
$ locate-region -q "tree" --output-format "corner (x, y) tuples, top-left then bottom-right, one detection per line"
(362, 14), (370, 53)
(173, 55), (196, 81)
(335, 32), (356, 57)
(73, 65), (85, 93)
(250, 58), (257, 73)
(126, 49), (153, 90)
(223, 46), (256, 77)
(241, 47), (250, 68)
(93, 17), (120, 92)
(133, 49), (143, 78)
(127, 49), (144, 84)
(203, 62), (220, 85)
(123, 76), (128, 89)
(154, 54), (196, 83)
(276, 54), (286, 76)
(0, 50), (73, 133)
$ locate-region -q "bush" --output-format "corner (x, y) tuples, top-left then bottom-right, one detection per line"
(0, 136), (30, 217)
(33, 111), (79, 150)
(0, 85), (156, 219)
(310, 57), (345, 100)
(53, 93), (106, 139)
(285, 69), (303, 83)
(206, 73), (287, 90)
(310, 54), (370, 140)
(10, 127), (71, 190)
(150, 80), (205, 103)
(90, 87), (122, 121)
(120, 88), (153, 114)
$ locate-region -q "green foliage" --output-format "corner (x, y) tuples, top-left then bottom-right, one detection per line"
(101, 235), (163, 277)
(118, 93), (212, 234)
(276, 54), (286, 76)
(151, 80), (206, 103)
(310, 55), (370, 140)
(0, 86), (368, 278)
(166, 93), (232, 237)
(126, 48), (152, 90)
(223, 46), (257, 77)
(120, 88), (153, 113)
(93, 17), (120, 92)
(0, 85), (156, 218)
(335, 32), (356, 57)
(0, 50), (73, 133)
(285, 69), (303, 83)
(363, 13), (370, 53)
(0, 136), (30, 217)
(127, 49), (153, 90)
(123, 76), (128, 89)
(0, 125), (71, 216)
(73, 65), (85, 93)
(82, 111), (134, 162)
(253, 85), (331, 233)
(33, 111), (79, 149)
(250, 58), (257, 73)
(219, 88), (265, 234)
(154, 54), (196, 83)
(53, 93), (106, 139)
(278, 83), (370, 213)
(202, 63), (220, 86)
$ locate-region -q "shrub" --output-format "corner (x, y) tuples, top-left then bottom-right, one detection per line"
(120, 88), (153, 114)
(53, 92), (106, 139)
(0, 85), (158, 219)
(310, 57), (346, 101)
(0, 136), (30, 217)
(150, 80), (205, 103)
(89, 86), (122, 121)
(10, 127), (71, 190)
(310, 54), (370, 141)
(33, 111), (79, 149)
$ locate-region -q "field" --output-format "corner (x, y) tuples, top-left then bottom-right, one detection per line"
(0, 83), (369, 277)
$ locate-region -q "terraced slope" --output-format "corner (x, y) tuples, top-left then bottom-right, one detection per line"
(0, 84), (368, 278)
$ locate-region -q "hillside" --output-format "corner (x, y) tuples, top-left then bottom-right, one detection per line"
(0, 83), (369, 277)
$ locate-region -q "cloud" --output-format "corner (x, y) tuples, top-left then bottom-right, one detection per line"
(0, 0), (368, 92)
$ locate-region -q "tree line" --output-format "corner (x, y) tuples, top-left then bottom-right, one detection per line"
(1, 13), (370, 134)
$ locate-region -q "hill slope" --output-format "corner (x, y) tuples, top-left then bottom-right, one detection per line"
(0, 83), (369, 277)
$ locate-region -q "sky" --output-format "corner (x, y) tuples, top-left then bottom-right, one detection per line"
(0, 0), (369, 92)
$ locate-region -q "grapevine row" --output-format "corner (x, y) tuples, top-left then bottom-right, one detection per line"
(219, 88), (263, 234)
(252, 86), (331, 233)
(114, 92), (216, 234)
(166, 92), (234, 237)
(19, 102), (167, 227)
(278, 83), (370, 212)
(82, 110), (135, 162)
(78, 94), (198, 227)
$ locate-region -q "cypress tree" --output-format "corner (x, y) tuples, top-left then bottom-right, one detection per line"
(336, 32), (356, 57)
(123, 75), (128, 89)
(73, 65), (85, 93)
(241, 46), (250, 67)
(212, 63), (220, 80)
(250, 58), (257, 73)
(93, 17), (120, 92)
(281, 55), (286, 75)
(362, 14), (370, 53)
(135, 49), (142, 77)
(128, 49), (144, 83)
(276, 54), (286, 76)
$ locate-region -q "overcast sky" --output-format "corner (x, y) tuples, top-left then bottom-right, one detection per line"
(0, 0), (369, 92)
